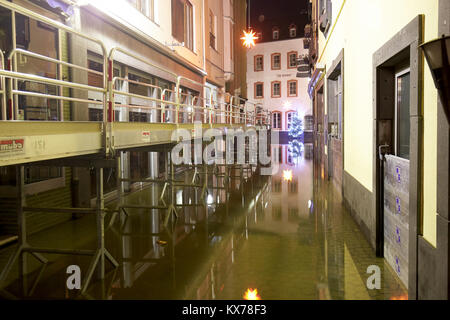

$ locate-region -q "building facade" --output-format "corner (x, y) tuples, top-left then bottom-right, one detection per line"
(0, 0), (248, 240)
(306, 0), (449, 299)
(247, 35), (311, 139)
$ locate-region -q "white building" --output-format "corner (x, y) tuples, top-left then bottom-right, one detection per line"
(247, 37), (311, 134)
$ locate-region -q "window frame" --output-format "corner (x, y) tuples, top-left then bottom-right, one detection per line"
(289, 25), (297, 38)
(272, 28), (280, 40)
(209, 9), (216, 50)
(271, 53), (281, 70)
(271, 81), (281, 98)
(394, 67), (411, 159)
(287, 80), (298, 97)
(254, 55), (264, 72)
(287, 51), (298, 69)
(254, 82), (264, 99)
(272, 111), (282, 130)
(286, 110), (297, 130)
(184, 0), (194, 51)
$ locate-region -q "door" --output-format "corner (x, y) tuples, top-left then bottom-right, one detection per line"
(383, 69), (410, 288)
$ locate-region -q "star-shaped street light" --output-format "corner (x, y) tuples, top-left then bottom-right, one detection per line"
(241, 29), (258, 49)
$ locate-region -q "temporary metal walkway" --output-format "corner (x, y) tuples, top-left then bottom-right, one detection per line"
(0, 0), (271, 296)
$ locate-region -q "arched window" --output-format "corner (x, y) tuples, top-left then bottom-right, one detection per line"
(272, 111), (282, 129)
(286, 111), (298, 130)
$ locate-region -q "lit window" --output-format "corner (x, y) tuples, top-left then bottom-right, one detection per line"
(255, 55), (264, 71)
(272, 53), (281, 69)
(272, 82), (281, 97)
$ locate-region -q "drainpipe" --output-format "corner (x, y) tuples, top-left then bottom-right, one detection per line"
(202, 0), (206, 77)
(377, 144), (390, 257)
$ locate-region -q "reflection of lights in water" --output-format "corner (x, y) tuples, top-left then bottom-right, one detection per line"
(264, 202), (268, 209)
(176, 190), (183, 205)
(308, 200), (313, 209)
(283, 170), (293, 182)
(243, 288), (261, 300)
(390, 294), (408, 300)
(207, 194), (214, 205)
(288, 140), (304, 161)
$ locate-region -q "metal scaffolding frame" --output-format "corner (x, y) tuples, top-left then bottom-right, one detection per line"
(0, 0), (272, 297)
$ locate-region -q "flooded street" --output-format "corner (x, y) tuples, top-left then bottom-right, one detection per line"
(0, 144), (406, 300)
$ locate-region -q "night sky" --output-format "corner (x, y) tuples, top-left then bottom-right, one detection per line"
(247, 0), (310, 40)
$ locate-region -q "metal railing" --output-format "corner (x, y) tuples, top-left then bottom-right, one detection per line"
(0, 0), (271, 128)
(0, 49), (6, 120)
(0, 0), (108, 122)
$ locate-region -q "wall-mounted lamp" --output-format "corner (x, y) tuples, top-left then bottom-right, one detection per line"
(420, 34), (450, 124)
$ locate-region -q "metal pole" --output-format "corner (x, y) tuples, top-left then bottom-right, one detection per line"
(17, 165), (27, 295)
(96, 167), (105, 279)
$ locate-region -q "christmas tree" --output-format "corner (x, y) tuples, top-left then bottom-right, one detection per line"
(288, 115), (304, 138)
(289, 139), (304, 159)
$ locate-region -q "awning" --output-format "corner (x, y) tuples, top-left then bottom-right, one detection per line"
(46, 0), (74, 16)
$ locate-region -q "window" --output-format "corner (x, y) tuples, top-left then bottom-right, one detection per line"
(254, 55), (264, 71)
(185, 1), (194, 50)
(127, 0), (155, 21)
(288, 80), (297, 97)
(272, 206), (282, 221)
(272, 28), (279, 40)
(288, 51), (297, 69)
(395, 69), (411, 159)
(172, 0), (194, 50)
(286, 111), (297, 130)
(209, 10), (216, 49)
(289, 25), (297, 38)
(271, 53), (281, 70)
(254, 82), (264, 98)
(271, 81), (281, 98)
(328, 63), (343, 139)
(272, 112), (282, 129)
(288, 179), (298, 194)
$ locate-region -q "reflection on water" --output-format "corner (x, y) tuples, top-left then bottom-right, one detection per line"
(0, 144), (406, 300)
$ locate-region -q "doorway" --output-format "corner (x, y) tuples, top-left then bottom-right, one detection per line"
(373, 16), (424, 298)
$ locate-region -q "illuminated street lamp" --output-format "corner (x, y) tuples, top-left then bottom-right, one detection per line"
(420, 34), (450, 124)
(241, 0), (258, 48)
(241, 29), (258, 48)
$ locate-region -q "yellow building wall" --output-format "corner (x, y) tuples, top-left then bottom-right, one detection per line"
(317, 0), (439, 246)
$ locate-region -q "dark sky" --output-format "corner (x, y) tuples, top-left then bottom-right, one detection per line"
(247, 0), (310, 39)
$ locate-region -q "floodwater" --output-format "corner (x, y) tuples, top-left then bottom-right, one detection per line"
(0, 143), (407, 300)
